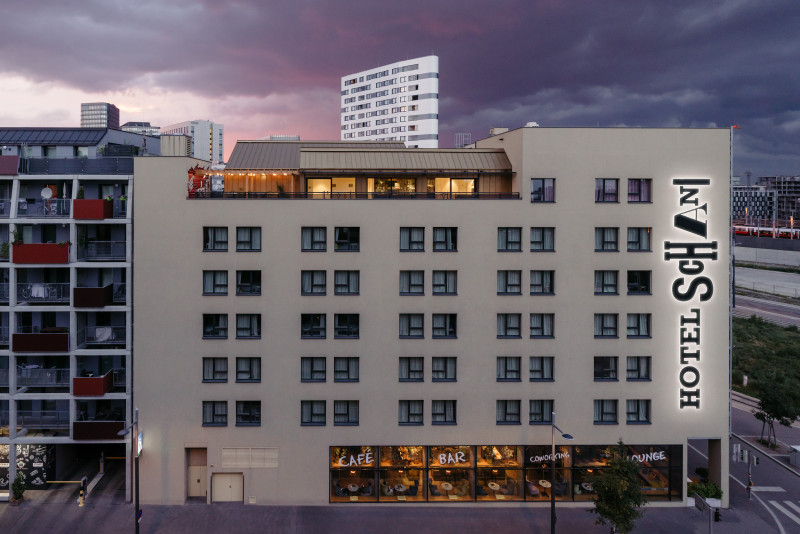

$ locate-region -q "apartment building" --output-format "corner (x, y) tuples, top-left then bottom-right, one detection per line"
(134, 127), (730, 507)
(81, 103), (120, 130)
(160, 120), (224, 165)
(0, 128), (135, 495)
(341, 56), (439, 148)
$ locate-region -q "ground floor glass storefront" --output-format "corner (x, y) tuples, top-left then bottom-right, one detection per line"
(330, 444), (682, 503)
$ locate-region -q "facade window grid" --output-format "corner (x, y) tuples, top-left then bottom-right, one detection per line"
(333, 400), (359, 425)
(496, 400), (521, 424)
(529, 357), (554, 381)
(301, 400), (326, 426)
(530, 271), (554, 295)
(202, 358), (228, 382)
(301, 271), (326, 295)
(399, 271), (424, 295)
(431, 357), (456, 382)
(530, 178), (555, 202)
(530, 227), (555, 251)
(497, 227), (522, 251)
(627, 227), (652, 252)
(432, 271), (457, 295)
(626, 399), (652, 423)
(203, 270), (228, 295)
(594, 270), (618, 294)
(202, 401), (227, 426)
(626, 356), (651, 380)
(432, 314), (457, 338)
(236, 357), (261, 382)
(594, 356), (618, 380)
(496, 356), (521, 381)
(236, 401), (261, 426)
(593, 399), (618, 424)
(628, 179), (653, 203)
(236, 227), (261, 251)
(399, 357), (424, 382)
(595, 178), (619, 202)
(497, 313), (522, 338)
(398, 400), (424, 425)
(529, 313), (554, 338)
(301, 357), (326, 382)
(333, 357), (359, 382)
(236, 270), (261, 295)
(595, 227), (619, 251)
(400, 227), (424, 251)
(334, 271), (360, 295)
(431, 400), (456, 425)
(529, 399), (554, 424)
(497, 270), (522, 295)
(626, 313), (651, 338)
(594, 313), (618, 338)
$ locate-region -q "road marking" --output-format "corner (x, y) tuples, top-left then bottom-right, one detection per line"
(785, 502), (800, 515)
(771, 502), (800, 526)
(751, 487), (786, 492)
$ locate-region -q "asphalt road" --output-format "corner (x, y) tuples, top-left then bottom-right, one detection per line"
(733, 294), (800, 327)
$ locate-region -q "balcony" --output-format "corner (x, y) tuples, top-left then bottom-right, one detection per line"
(0, 410), (8, 437)
(13, 327), (69, 352)
(0, 283), (8, 302)
(73, 199), (113, 220)
(73, 370), (114, 396)
(74, 399), (125, 440)
(0, 368), (7, 389)
(113, 199), (127, 218)
(73, 284), (113, 308)
(112, 283), (126, 304)
(0, 326), (8, 348)
(73, 420), (125, 440)
(0, 201), (9, 218)
(17, 282), (70, 305)
(17, 366), (69, 388)
(78, 241), (126, 261)
(16, 199), (71, 218)
(17, 409), (70, 432)
(77, 326), (125, 348)
(13, 243), (70, 264)
(19, 157), (134, 175)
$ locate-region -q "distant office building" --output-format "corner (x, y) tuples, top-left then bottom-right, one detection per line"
(160, 134), (193, 158)
(121, 122), (160, 137)
(160, 120), (224, 164)
(454, 133), (472, 148)
(259, 134), (300, 141)
(81, 103), (120, 130)
(732, 185), (776, 223)
(756, 176), (800, 222)
(341, 55), (439, 148)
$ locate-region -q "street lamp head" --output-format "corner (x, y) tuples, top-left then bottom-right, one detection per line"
(117, 428), (131, 437)
(561, 433), (574, 441)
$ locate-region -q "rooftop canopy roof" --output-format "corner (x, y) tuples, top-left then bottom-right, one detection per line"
(226, 140), (406, 170)
(300, 148), (511, 172)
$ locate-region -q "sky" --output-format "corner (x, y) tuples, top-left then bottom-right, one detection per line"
(0, 0), (798, 177)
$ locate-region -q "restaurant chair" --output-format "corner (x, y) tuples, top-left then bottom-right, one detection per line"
(501, 478), (517, 496)
(406, 484), (418, 497)
(428, 479), (442, 496)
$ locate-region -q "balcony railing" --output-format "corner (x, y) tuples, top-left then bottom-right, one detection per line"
(16, 367), (70, 387)
(0, 200), (10, 218)
(13, 243), (70, 264)
(74, 284), (113, 308)
(112, 283), (126, 303)
(73, 199), (113, 220)
(79, 241), (126, 261)
(17, 409), (70, 429)
(77, 326), (126, 347)
(0, 368), (8, 386)
(189, 191), (521, 200)
(0, 283), (8, 302)
(16, 282), (70, 304)
(113, 199), (127, 218)
(19, 157), (134, 175)
(0, 326), (8, 346)
(17, 199), (71, 218)
(73, 370), (113, 396)
(113, 368), (126, 388)
(73, 420), (125, 440)
(13, 327), (69, 352)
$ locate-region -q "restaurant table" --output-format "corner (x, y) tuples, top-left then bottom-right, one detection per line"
(538, 479), (551, 498)
(394, 483), (406, 495)
(487, 482), (500, 494)
(347, 484), (359, 494)
(581, 482), (594, 492)
(440, 482), (453, 495)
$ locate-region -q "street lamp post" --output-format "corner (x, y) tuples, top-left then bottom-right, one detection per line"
(550, 412), (573, 534)
(118, 407), (140, 534)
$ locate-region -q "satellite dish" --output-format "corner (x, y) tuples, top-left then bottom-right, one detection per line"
(41, 188), (53, 199)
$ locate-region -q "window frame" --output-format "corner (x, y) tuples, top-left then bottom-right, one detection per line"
(301, 400), (326, 426)
(235, 357), (261, 382)
(497, 270), (522, 295)
(333, 314), (360, 339)
(496, 399), (522, 425)
(626, 399), (652, 424)
(202, 270), (228, 295)
(432, 227), (458, 252)
(626, 356), (652, 381)
(593, 399), (618, 424)
(627, 227), (652, 252)
(431, 399), (456, 425)
(334, 226), (360, 251)
(627, 178), (652, 203)
(203, 314), (228, 339)
(529, 399), (554, 424)
(529, 356), (554, 382)
(627, 271), (652, 294)
(530, 270), (554, 295)
(594, 356), (619, 381)
(530, 178), (555, 203)
(202, 400), (227, 427)
(301, 227), (327, 252)
(300, 357), (326, 382)
(236, 226), (261, 251)
(432, 270), (457, 295)
(594, 313), (618, 338)
(595, 227), (619, 252)
(203, 227), (228, 251)
(594, 270), (618, 295)
(432, 313), (457, 338)
(202, 357), (228, 383)
(235, 400), (261, 426)
(301, 314), (326, 339)
(301, 270), (326, 295)
(497, 313), (522, 338)
(529, 313), (554, 339)
(334, 270), (360, 295)
(496, 356), (521, 381)
(497, 227), (522, 251)
(399, 356), (424, 382)
(431, 356), (457, 382)
(626, 313), (652, 338)
(399, 270), (424, 295)
(235, 314), (261, 339)
(236, 270), (261, 296)
(333, 356), (359, 382)
(595, 178), (619, 203)
(399, 227), (425, 252)
(399, 313), (424, 338)
(530, 227), (555, 252)
(398, 399), (424, 425)
(333, 400), (359, 426)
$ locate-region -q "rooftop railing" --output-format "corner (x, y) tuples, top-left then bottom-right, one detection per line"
(19, 157), (134, 175)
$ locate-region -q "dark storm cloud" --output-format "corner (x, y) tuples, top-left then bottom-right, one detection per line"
(0, 0), (797, 174)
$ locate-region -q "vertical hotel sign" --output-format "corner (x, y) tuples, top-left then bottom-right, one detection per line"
(665, 178), (717, 409)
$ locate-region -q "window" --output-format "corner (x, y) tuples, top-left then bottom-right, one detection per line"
(627, 227), (651, 252)
(203, 227), (228, 251)
(301, 271), (326, 295)
(236, 227), (261, 251)
(334, 357), (359, 382)
(236, 314), (261, 339)
(529, 314), (554, 338)
(496, 400), (521, 424)
(496, 356), (521, 381)
(529, 400), (553, 424)
(595, 227), (619, 251)
(433, 227), (457, 251)
(334, 227), (360, 251)
(627, 271), (651, 294)
(530, 357), (554, 381)
(400, 227), (424, 251)
(530, 271), (554, 295)
(399, 357), (424, 381)
(627, 179), (652, 203)
(497, 227), (522, 251)
(431, 400), (456, 425)
(432, 314), (457, 338)
(301, 357), (326, 382)
(203, 271), (228, 295)
(236, 401), (261, 426)
(531, 178), (555, 203)
(497, 314), (521, 338)
(496, 270), (521, 295)
(593, 399), (618, 424)
(399, 271), (424, 295)
(301, 314), (326, 338)
(398, 400), (424, 425)
(432, 271), (457, 295)
(333, 400), (359, 425)
(595, 178), (619, 202)
(626, 399), (651, 423)
(594, 313), (618, 338)
(236, 271), (261, 295)
(203, 358), (227, 382)
(334, 314), (359, 338)
(235, 357), (261, 382)
(627, 356), (651, 380)
(594, 356), (618, 380)
(530, 227), (555, 251)
(432, 357), (457, 381)
(301, 227), (326, 251)
(399, 314), (424, 338)
(594, 271), (618, 294)
(627, 314), (651, 338)
(203, 314), (228, 338)
(301, 400), (326, 426)
(334, 271), (360, 295)
(202, 401), (227, 426)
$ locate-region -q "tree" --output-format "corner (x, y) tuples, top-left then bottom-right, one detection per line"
(589, 440), (647, 534)
(753, 383), (800, 449)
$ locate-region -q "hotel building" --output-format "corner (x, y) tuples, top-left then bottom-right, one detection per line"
(134, 128), (730, 507)
(340, 56), (439, 148)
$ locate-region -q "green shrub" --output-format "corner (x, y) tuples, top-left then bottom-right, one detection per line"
(11, 472), (25, 500)
(687, 481), (722, 499)
(732, 370), (743, 386)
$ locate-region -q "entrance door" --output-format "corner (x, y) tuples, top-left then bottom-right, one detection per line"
(187, 466), (207, 497)
(211, 473), (243, 502)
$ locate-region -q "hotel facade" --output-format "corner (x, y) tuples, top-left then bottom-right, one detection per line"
(134, 128), (731, 507)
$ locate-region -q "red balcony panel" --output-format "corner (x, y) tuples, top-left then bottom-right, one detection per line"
(73, 285), (113, 308)
(73, 199), (113, 220)
(13, 243), (69, 264)
(73, 421), (125, 440)
(13, 332), (69, 352)
(73, 371), (113, 396)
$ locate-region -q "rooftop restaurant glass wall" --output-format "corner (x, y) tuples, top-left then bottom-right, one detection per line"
(330, 444), (682, 503)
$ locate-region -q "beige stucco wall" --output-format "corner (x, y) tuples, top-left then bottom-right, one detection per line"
(133, 129), (730, 506)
